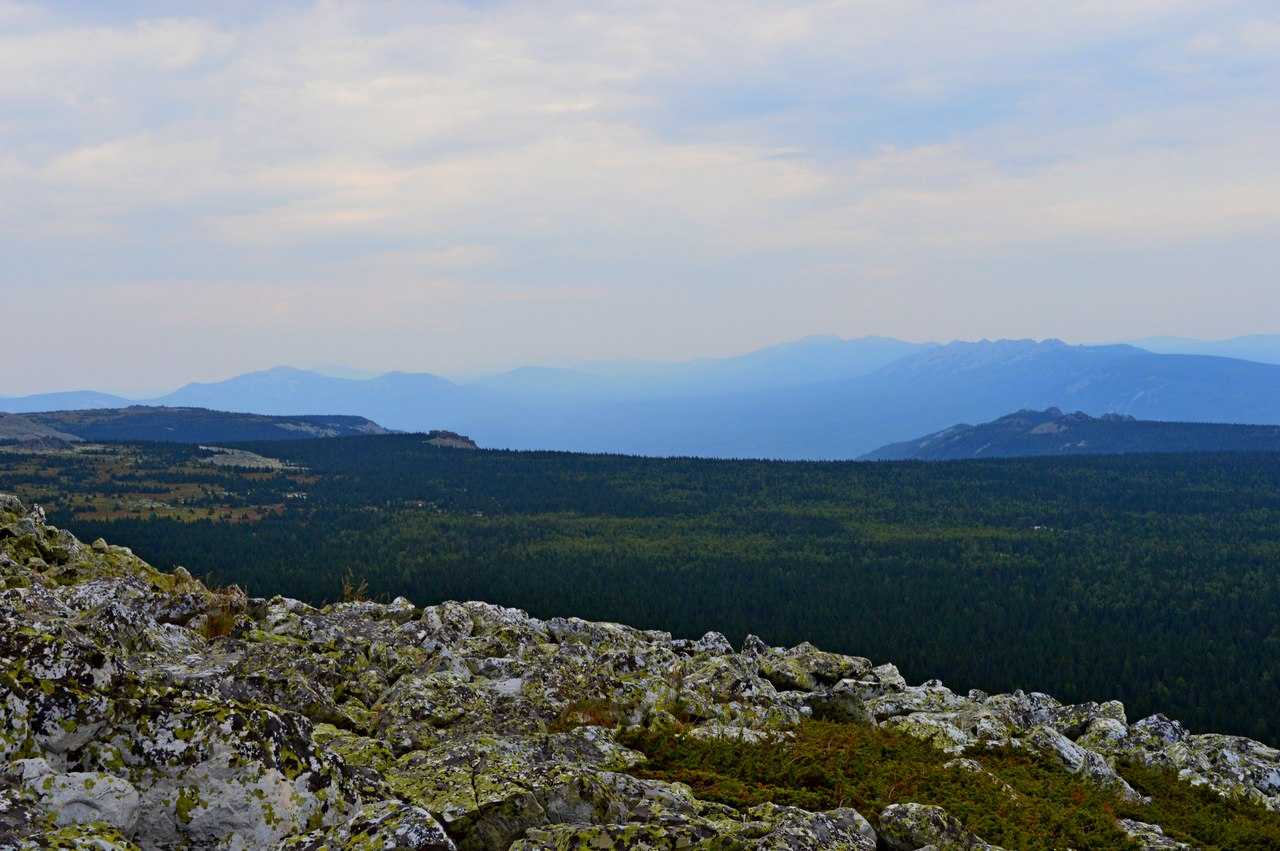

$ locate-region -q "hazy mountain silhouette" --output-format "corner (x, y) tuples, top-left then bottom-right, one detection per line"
(1131, 334), (1280, 366)
(0, 391), (131, 413)
(6, 337), (1280, 458)
(572, 335), (934, 396)
(153, 367), (464, 432)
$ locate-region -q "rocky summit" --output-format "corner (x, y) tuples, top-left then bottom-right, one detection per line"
(2, 493), (1279, 850)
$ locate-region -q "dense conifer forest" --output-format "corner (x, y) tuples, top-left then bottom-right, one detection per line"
(4, 435), (1279, 743)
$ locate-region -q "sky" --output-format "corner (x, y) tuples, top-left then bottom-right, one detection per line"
(3, 0), (1279, 395)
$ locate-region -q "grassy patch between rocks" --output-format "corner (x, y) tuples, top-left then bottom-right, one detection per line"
(1115, 760), (1280, 850)
(621, 720), (1280, 850)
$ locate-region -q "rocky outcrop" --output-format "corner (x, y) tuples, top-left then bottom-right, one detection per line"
(2, 492), (1279, 849)
(425, 431), (479, 450)
(1117, 818), (1194, 850)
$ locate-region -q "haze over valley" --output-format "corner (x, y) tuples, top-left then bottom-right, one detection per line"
(8, 334), (1280, 458)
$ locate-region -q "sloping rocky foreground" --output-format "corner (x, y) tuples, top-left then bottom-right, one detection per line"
(2, 493), (1278, 850)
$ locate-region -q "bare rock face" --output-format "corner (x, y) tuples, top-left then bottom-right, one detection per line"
(2, 492), (1279, 848)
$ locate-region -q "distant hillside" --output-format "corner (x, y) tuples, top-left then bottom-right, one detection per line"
(863, 407), (1280, 460)
(23, 406), (394, 444)
(0, 412), (82, 445)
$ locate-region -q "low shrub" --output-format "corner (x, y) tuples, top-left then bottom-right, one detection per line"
(624, 720), (1132, 849)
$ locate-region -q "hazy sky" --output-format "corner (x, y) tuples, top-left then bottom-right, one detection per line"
(3, 1), (1279, 395)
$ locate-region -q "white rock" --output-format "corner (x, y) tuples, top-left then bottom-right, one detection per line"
(13, 758), (140, 832)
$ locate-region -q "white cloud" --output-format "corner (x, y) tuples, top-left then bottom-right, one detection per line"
(1188, 17), (1280, 54)
(0, 17), (233, 98)
(2, 0), (1279, 393)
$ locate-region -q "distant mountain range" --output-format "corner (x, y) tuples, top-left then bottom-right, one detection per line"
(1130, 334), (1280, 365)
(4, 335), (1280, 458)
(0, 407), (391, 445)
(569, 335), (933, 396)
(862, 408), (1280, 461)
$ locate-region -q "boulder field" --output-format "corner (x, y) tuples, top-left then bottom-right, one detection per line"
(1, 492), (1277, 849)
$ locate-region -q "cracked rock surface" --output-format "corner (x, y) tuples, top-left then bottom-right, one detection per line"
(2, 493), (1278, 849)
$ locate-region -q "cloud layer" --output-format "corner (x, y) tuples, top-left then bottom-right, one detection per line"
(3, 0), (1279, 393)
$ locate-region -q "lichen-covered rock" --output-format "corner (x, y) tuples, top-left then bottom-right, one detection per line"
(746, 803), (877, 850)
(507, 801), (878, 850)
(381, 731), (702, 851)
(882, 714), (978, 755)
(375, 671), (497, 753)
(1071, 712), (1280, 811)
(942, 758), (1020, 800)
(877, 803), (1001, 850)
(1149, 731), (1280, 811)
(1022, 725), (1144, 802)
(2, 493), (1277, 848)
(1116, 818), (1193, 850)
(0, 782), (42, 842)
(9, 758), (139, 832)
(865, 681), (968, 722)
(758, 642), (871, 692)
(10, 822), (144, 850)
(684, 723), (789, 745)
(112, 700), (360, 847)
(276, 800), (455, 850)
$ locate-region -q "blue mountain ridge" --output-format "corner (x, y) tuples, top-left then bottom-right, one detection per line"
(5, 337), (1280, 459)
